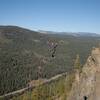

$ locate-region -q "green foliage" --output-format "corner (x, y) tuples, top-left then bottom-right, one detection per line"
(11, 73), (75, 100)
(0, 26), (100, 95)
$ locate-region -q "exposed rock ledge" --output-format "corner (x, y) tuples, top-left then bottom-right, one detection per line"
(67, 48), (100, 100)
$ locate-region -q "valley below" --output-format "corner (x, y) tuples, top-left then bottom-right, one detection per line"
(0, 26), (100, 100)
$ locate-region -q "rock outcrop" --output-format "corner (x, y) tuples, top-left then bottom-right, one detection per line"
(67, 48), (100, 100)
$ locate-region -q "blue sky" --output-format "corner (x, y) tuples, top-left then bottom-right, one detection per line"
(0, 0), (100, 33)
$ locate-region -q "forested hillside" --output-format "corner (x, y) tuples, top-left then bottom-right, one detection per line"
(0, 26), (100, 95)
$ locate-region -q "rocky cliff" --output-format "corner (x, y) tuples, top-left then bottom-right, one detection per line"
(67, 48), (100, 100)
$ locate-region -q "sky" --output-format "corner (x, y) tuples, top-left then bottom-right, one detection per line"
(0, 0), (100, 33)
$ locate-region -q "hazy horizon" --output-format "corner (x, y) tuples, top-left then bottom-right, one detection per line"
(1, 25), (100, 35)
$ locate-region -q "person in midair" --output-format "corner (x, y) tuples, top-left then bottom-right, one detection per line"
(47, 41), (58, 58)
(51, 43), (58, 58)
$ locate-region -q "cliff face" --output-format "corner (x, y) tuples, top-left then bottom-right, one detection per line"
(67, 48), (100, 100)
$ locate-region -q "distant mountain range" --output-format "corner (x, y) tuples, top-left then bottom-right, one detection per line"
(38, 30), (100, 37)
